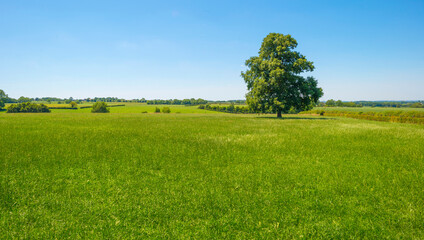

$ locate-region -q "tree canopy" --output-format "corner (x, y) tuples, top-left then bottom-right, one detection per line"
(241, 33), (323, 117)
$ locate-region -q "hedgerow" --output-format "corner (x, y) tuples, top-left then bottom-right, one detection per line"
(199, 104), (256, 114)
(80, 104), (125, 109)
(48, 107), (78, 109)
(300, 109), (424, 125)
(6, 102), (51, 113)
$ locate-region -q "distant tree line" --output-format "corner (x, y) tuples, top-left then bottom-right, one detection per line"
(6, 102), (50, 113)
(320, 99), (363, 107)
(147, 98), (208, 105)
(318, 100), (424, 108)
(199, 104), (303, 114)
(301, 109), (424, 125)
(199, 104), (254, 113)
(208, 100), (246, 104)
(354, 101), (424, 108)
(0, 89), (249, 107)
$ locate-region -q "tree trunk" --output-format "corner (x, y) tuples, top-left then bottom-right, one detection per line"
(277, 110), (282, 118)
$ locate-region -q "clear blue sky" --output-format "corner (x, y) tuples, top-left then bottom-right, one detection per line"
(1, 0), (423, 100)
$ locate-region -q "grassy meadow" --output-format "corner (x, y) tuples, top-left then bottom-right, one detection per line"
(1, 105), (424, 238)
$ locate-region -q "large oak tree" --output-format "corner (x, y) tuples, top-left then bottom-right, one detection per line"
(242, 33), (323, 117)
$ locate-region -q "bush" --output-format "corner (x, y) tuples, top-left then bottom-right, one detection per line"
(70, 101), (78, 108)
(162, 107), (171, 113)
(155, 107), (160, 113)
(6, 102), (50, 113)
(0, 100), (4, 109)
(91, 102), (109, 113)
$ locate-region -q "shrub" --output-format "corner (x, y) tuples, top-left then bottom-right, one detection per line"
(162, 107), (171, 113)
(91, 102), (109, 113)
(70, 101), (78, 108)
(155, 107), (160, 113)
(6, 102), (50, 113)
(0, 100), (4, 109)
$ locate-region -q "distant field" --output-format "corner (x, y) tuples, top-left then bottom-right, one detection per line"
(1, 109), (424, 238)
(1, 103), (223, 114)
(314, 106), (424, 112)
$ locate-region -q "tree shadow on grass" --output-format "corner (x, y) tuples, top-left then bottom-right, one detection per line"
(0, 109), (6, 112)
(258, 116), (335, 120)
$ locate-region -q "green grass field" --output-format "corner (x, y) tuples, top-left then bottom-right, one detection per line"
(1, 105), (424, 238)
(1, 103), (222, 114)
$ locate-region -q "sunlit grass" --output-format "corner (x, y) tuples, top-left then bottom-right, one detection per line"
(1, 110), (424, 238)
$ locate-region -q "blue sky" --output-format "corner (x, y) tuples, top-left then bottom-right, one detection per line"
(0, 0), (423, 100)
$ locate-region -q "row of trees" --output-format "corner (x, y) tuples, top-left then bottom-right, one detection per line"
(322, 99), (363, 107)
(321, 100), (424, 108)
(199, 104), (257, 114)
(355, 101), (424, 108)
(6, 102), (50, 113)
(146, 98), (208, 105)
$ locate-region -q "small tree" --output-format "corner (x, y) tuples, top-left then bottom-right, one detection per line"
(70, 101), (78, 108)
(162, 107), (171, 113)
(155, 107), (161, 113)
(0, 100), (4, 109)
(326, 99), (336, 107)
(91, 102), (109, 113)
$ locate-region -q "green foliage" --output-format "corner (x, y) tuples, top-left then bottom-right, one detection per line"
(199, 104), (254, 114)
(0, 89), (6, 99)
(0, 100), (4, 109)
(162, 107), (171, 113)
(91, 102), (109, 113)
(356, 101), (423, 108)
(17, 96), (31, 103)
(0, 89), (17, 104)
(147, 98), (207, 105)
(70, 101), (78, 108)
(325, 99), (362, 107)
(6, 102), (50, 113)
(155, 107), (161, 113)
(242, 33), (323, 117)
(410, 102), (424, 108)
